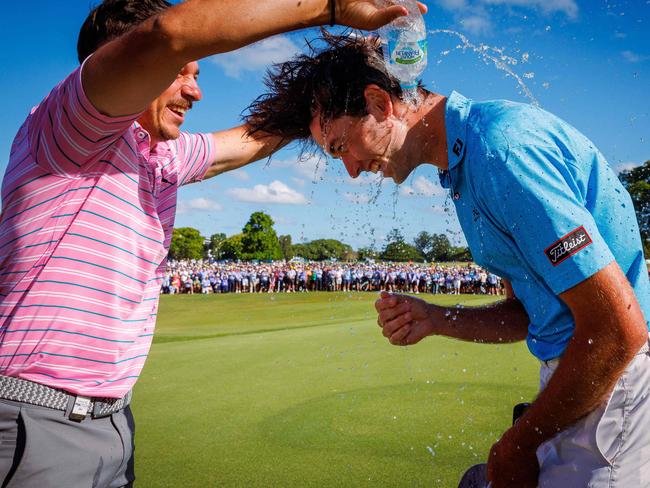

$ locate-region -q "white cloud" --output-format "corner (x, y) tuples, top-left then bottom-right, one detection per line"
(622, 50), (649, 63)
(434, 2), (493, 36)
(611, 161), (640, 174)
(436, 0), (468, 8)
(210, 35), (302, 78)
(295, 155), (329, 180)
(270, 154), (330, 181)
(399, 176), (446, 197)
(438, 0), (578, 35)
(459, 14), (493, 36)
(177, 198), (222, 214)
(225, 180), (308, 205)
(267, 158), (293, 169)
(481, 0), (578, 18)
(271, 154), (392, 187)
(229, 169), (250, 181)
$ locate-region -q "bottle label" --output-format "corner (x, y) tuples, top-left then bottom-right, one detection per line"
(389, 39), (427, 65)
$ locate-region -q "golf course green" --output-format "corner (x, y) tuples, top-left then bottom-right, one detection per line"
(132, 292), (539, 487)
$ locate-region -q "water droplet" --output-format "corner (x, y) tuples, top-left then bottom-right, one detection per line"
(428, 29), (538, 105)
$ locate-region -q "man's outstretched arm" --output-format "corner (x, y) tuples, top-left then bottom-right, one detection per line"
(82, 0), (427, 118)
(204, 125), (286, 179)
(487, 261), (648, 488)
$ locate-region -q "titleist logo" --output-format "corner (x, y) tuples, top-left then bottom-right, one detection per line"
(544, 226), (592, 266)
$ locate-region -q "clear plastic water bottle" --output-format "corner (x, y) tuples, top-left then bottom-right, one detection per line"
(377, 0), (427, 103)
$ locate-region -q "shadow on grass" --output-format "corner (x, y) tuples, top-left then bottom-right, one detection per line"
(256, 380), (526, 457)
(152, 320), (353, 344)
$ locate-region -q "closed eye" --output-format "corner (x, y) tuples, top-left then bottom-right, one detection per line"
(328, 141), (345, 158)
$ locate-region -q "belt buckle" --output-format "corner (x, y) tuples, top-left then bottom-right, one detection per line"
(69, 395), (92, 421)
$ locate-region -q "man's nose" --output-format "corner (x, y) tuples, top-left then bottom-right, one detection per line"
(181, 78), (202, 102)
(342, 156), (360, 178)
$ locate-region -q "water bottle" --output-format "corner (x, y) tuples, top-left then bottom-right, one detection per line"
(377, 0), (427, 103)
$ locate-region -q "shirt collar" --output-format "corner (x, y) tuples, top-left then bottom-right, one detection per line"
(132, 122), (172, 160)
(445, 91), (472, 169)
(439, 91), (472, 189)
(133, 121), (152, 158)
(131, 122), (178, 187)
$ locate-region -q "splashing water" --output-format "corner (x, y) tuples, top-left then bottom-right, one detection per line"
(368, 174), (386, 205)
(402, 87), (424, 107)
(391, 183), (400, 219)
(325, 29), (541, 252)
(429, 29), (539, 106)
(302, 28), (540, 283)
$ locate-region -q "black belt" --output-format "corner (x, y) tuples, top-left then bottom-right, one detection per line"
(0, 375), (131, 421)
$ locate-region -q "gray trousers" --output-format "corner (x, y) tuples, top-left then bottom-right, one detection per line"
(537, 347), (650, 487)
(0, 399), (135, 488)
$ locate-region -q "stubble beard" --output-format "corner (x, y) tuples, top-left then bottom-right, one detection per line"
(157, 117), (182, 142)
(159, 125), (180, 142)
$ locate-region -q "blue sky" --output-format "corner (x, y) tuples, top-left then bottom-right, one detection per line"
(1, 1), (648, 249)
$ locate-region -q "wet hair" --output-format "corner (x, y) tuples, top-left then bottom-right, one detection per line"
(245, 31), (419, 149)
(77, 0), (172, 64)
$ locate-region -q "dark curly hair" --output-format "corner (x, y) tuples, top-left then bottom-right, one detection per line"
(77, 0), (172, 64)
(244, 31), (418, 150)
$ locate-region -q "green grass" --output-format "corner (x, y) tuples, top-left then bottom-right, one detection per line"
(132, 292), (539, 487)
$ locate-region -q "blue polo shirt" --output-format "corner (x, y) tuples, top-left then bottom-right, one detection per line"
(440, 91), (650, 360)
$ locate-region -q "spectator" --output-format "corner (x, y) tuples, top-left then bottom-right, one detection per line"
(161, 259), (502, 297)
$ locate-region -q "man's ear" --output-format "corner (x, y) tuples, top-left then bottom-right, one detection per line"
(364, 85), (393, 120)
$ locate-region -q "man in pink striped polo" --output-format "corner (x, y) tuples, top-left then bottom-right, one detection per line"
(0, 0), (421, 486)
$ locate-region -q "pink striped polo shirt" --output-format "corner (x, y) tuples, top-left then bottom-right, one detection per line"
(0, 65), (214, 397)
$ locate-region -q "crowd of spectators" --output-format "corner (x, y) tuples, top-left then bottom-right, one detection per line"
(161, 260), (504, 296)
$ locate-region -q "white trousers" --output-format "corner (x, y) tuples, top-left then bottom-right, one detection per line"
(536, 344), (650, 487)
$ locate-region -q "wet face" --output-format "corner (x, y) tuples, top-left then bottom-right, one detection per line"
(308, 86), (411, 183)
(138, 61), (202, 144)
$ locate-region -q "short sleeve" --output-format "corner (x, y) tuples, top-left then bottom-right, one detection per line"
(479, 143), (614, 295)
(169, 132), (215, 186)
(26, 60), (141, 176)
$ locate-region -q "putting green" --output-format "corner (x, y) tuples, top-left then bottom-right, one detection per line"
(132, 292), (539, 487)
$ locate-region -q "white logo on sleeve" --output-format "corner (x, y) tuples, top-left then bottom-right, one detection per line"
(544, 226), (593, 266)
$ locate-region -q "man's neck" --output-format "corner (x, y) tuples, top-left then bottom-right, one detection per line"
(397, 91), (449, 171)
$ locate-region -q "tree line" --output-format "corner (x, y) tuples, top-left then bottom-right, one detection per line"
(171, 161), (649, 262)
(170, 211), (471, 262)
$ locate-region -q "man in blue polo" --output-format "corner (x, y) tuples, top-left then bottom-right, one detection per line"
(244, 35), (650, 487)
